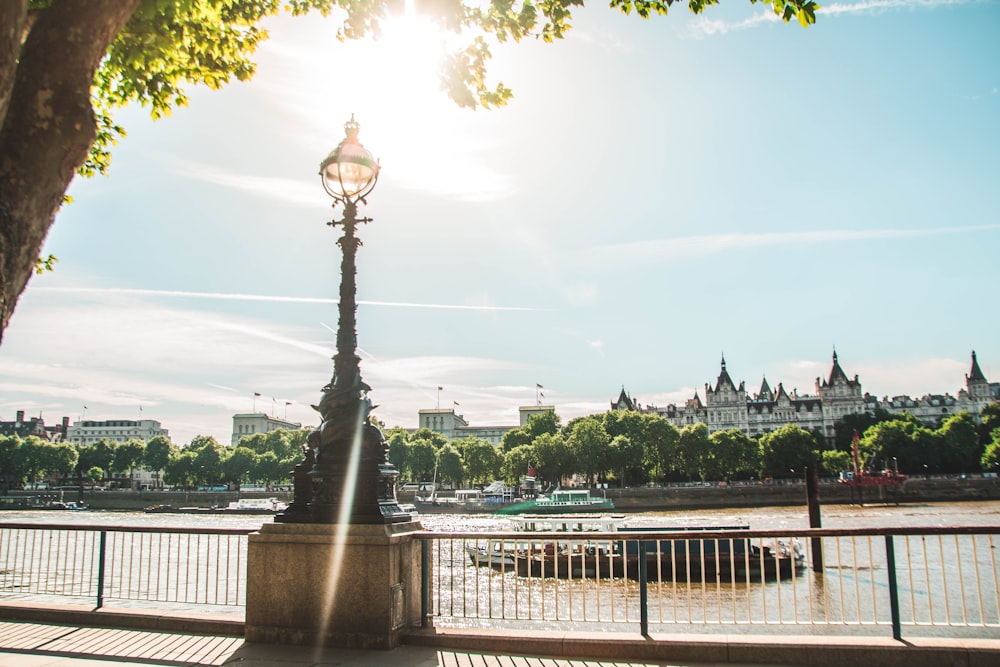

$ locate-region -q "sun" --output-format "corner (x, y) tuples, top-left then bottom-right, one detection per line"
(264, 3), (510, 201)
(365, 4), (453, 104)
(328, 5), (507, 200)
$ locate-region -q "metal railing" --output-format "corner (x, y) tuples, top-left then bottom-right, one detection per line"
(0, 522), (253, 612)
(3, 521), (997, 639)
(417, 526), (1000, 639)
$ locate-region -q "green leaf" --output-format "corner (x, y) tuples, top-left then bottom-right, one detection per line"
(33, 255), (59, 275)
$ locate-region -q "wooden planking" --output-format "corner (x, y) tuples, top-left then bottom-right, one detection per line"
(0, 621), (243, 665)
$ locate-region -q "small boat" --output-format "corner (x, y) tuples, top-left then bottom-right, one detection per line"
(513, 542), (624, 579)
(617, 526), (805, 582)
(220, 498), (287, 514)
(496, 488), (615, 515)
(466, 513), (627, 570)
(467, 514), (803, 582)
(839, 431), (907, 488)
(35, 500), (86, 511)
(413, 480), (518, 514)
(838, 432), (907, 506)
(144, 498), (287, 514)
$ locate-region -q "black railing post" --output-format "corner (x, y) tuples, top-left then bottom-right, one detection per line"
(421, 538), (430, 628)
(96, 530), (107, 609)
(884, 534), (901, 640)
(638, 540), (648, 636)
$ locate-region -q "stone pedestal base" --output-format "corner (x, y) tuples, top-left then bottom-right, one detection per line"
(246, 521), (422, 649)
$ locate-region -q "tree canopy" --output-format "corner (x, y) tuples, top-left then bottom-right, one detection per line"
(0, 0), (816, 344)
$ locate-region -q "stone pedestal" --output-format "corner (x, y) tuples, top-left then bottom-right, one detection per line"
(246, 520), (422, 649)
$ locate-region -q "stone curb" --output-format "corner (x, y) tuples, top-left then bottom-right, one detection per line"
(403, 627), (1000, 667)
(2, 603), (998, 667)
(0, 601), (243, 636)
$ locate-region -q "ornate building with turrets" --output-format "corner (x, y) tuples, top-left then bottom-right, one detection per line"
(615, 351), (994, 441)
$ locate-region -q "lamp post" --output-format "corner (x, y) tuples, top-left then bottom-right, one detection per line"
(277, 116), (406, 525)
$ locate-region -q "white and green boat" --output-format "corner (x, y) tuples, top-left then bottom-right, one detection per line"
(496, 489), (614, 515)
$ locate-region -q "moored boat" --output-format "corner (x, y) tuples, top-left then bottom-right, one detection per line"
(466, 514), (804, 582)
(413, 481), (517, 514)
(144, 498), (287, 514)
(465, 513), (627, 570)
(495, 489), (614, 515)
(839, 431), (907, 488)
(617, 526), (804, 582)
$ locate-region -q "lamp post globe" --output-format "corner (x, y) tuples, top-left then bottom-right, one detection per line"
(276, 116), (407, 525)
(320, 115), (379, 202)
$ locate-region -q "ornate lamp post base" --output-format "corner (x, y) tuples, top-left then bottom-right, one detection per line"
(307, 463), (410, 524)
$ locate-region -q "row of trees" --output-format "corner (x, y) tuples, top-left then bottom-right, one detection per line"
(0, 429), (308, 492)
(386, 405), (1000, 490)
(4, 403), (998, 493)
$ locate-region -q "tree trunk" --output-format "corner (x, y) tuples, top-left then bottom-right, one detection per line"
(0, 1), (28, 129)
(0, 0), (139, 344)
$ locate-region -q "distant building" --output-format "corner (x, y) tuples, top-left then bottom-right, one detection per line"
(66, 418), (168, 446)
(231, 413), (302, 446)
(0, 410), (59, 440)
(518, 405), (556, 427)
(880, 351), (993, 423)
(417, 405), (556, 445)
(621, 350), (995, 442)
(412, 351), (996, 447)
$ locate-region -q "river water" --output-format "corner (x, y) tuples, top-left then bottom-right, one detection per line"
(2, 501), (998, 638)
(3, 498), (998, 531)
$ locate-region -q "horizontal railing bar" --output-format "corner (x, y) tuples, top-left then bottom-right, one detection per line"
(414, 526), (1000, 540)
(0, 522), (255, 537)
(5, 524), (998, 539)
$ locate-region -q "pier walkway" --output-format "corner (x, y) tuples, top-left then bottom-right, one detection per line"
(0, 603), (997, 667)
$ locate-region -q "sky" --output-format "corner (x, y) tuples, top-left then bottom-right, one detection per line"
(1, 0), (998, 446)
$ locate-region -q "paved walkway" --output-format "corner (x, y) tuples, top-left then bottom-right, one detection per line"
(1, 608), (998, 667)
(0, 621), (757, 667)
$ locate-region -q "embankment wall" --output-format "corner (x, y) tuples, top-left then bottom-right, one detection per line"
(7, 477), (997, 512)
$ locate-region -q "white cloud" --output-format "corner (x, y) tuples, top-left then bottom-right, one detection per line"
(33, 286), (545, 312)
(686, 0), (976, 38)
(0, 287), (546, 442)
(687, 11), (779, 39)
(821, 0), (975, 16)
(168, 158), (322, 208)
(573, 224), (1000, 267)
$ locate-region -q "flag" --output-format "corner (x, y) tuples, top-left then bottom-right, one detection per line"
(285, 401), (292, 406)
(254, 392), (261, 397)
(437, 386), (443, 391)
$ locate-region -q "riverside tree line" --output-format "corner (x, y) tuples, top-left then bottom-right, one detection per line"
(2, 404), (1000, 493)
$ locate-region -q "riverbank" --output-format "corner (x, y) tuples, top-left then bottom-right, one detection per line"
(3, 476), (997, 512)
(604, 475), (1000, 511)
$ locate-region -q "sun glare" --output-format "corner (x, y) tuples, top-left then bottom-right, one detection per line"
(264, 6), (513, 202)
